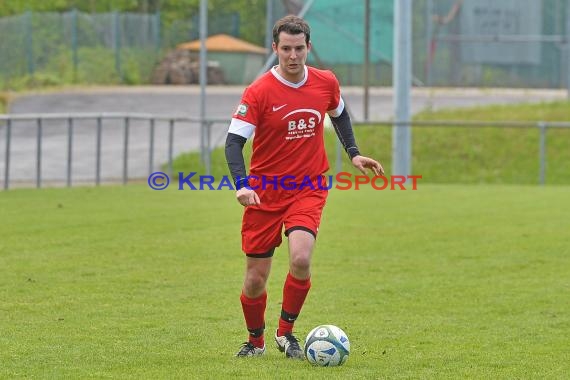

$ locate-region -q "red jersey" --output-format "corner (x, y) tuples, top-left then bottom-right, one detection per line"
(228, 65), (344, 179)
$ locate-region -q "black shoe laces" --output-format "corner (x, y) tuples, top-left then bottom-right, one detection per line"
(284, 333), (301, 351)
(237, 342), (257, 355)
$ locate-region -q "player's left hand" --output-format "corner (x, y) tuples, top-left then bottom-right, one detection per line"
(351, 155), (384, 176)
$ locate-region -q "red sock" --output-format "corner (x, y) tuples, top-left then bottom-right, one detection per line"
(278, 272), (311, 336)
(240, 291), (267, 348)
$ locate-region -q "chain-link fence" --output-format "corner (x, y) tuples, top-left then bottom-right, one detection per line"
(0, 11), (160, 86)
(1, 1), (569, 89)
(0, 9), (242, 88)
(270, 0), (570, 89)
(422, 0), (570, 89)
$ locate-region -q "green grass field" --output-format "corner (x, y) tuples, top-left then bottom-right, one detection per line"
(1, 184), (569, 379)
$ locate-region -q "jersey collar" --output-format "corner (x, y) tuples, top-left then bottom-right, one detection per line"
(270, 65), (308, 88)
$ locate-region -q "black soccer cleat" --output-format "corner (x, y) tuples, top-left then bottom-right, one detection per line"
(274, 330), (305, 359)
(235, 342), (266, 357)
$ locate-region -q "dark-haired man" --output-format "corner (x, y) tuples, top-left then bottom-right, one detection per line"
(225, 15), (383, 359)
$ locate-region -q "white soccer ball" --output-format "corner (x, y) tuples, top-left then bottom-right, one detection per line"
(304, 324), (350, 366)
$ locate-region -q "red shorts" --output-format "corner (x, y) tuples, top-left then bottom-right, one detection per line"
(241, 175), (328, 256)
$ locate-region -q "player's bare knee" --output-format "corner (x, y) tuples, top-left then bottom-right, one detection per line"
(244, 268), (269, 295)
(290, 253), (311, 274)
(244, 275), (266, 297)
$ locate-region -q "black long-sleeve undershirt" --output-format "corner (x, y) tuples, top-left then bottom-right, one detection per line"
(330, 108), (360, 159)
(225, 132), (248, 188)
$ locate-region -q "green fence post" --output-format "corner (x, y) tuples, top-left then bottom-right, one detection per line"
(566, 0), (570, 99)
(232, 13), (240, 37)
(25, 11), (35, 76)
(154, 11), (161, 51)
(72, 8), (79, 83)
(113, 11), (122, 82)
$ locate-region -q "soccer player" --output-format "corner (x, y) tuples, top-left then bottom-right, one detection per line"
(225, 15), (383, 358)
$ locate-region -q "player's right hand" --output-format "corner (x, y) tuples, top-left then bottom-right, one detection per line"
(236, 188), (261, 207)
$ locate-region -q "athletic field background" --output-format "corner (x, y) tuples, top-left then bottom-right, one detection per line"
(1, 183), (569, 378)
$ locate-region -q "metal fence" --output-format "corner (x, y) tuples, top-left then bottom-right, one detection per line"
(0, 113), (229, 190)
(351, 120), (570, 186)
(1, 113), (569, 190)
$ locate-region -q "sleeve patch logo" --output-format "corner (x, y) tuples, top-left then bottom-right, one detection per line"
(235, 104), (249, 117)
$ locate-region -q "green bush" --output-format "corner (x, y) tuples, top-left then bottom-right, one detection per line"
(0, 92), (9, 113)
(0, 45), (162, 90)
(2, 73), (63, 91)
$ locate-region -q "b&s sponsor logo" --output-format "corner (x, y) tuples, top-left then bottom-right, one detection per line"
(284, 108), (321, 140)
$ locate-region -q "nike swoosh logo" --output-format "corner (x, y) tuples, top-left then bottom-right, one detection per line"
(272, 104), (287, 112)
